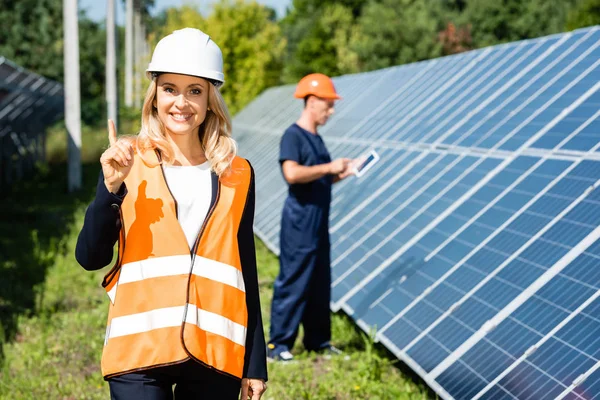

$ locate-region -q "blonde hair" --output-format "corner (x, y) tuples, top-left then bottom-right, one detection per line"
(136, 77), (236, 176)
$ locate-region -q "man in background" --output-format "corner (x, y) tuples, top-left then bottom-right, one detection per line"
(268, 73), (354, 361)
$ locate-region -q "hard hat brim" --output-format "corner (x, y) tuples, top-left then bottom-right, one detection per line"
(146, 70), (224, 88)
(294, 92), (342, 100)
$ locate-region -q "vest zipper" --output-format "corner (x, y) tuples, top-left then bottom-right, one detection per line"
(190, 179), (220, 259)
(159, 164), (179, 218)
(181, 178), (221, 364)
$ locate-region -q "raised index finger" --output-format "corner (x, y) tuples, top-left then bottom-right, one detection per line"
(108, 119), (117, 146)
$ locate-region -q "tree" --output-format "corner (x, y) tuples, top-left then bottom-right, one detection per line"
(0, 0), (64, 81)
(78, 18), (107, 123)
(322, 4), (360, 75)
(153, 1), (285, 114)
(280, 0), (367, 82)
(205, 1), (285, 114)
(0, 0), (107, 124)
(456, 0), (578, 48)
(284, 4), (358, 80)
(350, 0), (442, 71)
(566, 0), (600, 30)
(151, 5), (205, 41)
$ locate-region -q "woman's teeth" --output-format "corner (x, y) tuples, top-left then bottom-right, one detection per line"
(171, 113), (192, 121)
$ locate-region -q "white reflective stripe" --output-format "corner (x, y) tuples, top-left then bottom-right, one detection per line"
(106, 304), (247, 346)
(108, 305), (187, 339)
(117, 255), (245, 292)
(186, 304), (247, 346)
(192, 256), (246, 293)
(104, 324), (111, 346)
(107, 283), (117, 304)
(119, 255), (191, 284)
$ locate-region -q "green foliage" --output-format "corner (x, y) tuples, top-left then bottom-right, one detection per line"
(351, 0), (443, 72)
(455, 0), (578, 48)
(0, 0), (63, 80)
(0, 0), (107, 125)
(3, 0), (588, 130)
(288, 0), (365, 17)
(0, 196), (108, 398)
(78, 18), (110, 124)
(206, 0), (286, 115)
(151, 5), (205, 38)
(566, 0), (600, 30)
(0, 149), (103, 367)
(280, 0), (366, 82)
(279, 0), (589, 83)
(46, 122), (112, 164)
(0, 209), (107, 399)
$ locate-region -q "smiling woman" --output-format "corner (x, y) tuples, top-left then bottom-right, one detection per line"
(74, 28), (268, 400)
(136, 72), (235, 175)
(156, 77), (209, 135)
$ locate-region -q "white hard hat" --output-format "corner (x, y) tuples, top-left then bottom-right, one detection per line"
(146, 28), (225, 87)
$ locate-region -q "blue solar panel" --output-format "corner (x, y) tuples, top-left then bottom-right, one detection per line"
(438, 240), (600, 399)
(234, 26), (600, 399)
(402, 162), (600, 367)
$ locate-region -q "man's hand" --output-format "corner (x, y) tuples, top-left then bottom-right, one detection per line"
(329, 158), (350, 175)
(333, 158), (357, 183)
(337, 164), (355, 180)
(240, 378), (267, 400)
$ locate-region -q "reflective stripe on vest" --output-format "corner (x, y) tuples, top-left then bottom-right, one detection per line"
(101, 152), (251, 379)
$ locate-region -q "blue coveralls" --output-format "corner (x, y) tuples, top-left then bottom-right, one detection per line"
(269, 123), (333, 353)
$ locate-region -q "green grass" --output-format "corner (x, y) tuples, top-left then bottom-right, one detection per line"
(0, 123), (432, 399)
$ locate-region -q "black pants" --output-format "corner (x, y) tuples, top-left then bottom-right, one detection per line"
(108, 359), (241, 400)
(270, 244), (332, 352)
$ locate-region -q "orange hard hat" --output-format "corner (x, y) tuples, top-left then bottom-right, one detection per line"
(294, 73), (341, 100)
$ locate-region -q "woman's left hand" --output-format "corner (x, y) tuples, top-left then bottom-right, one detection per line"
(241, 378), (267, 399)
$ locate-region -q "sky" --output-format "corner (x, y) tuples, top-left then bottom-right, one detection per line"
(79, 0), (292, 25)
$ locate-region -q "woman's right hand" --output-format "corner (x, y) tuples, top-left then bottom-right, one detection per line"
(101, 119), (134, 194)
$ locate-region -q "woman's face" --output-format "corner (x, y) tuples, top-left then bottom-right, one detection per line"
(155, 73), (209, 138)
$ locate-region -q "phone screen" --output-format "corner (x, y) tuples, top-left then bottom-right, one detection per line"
(353, 150), (380, 178)
(357, 153), (376, 172)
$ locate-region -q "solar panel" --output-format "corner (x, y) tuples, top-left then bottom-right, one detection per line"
(0, 57), (64, 192)
(233, 26), (600, 399)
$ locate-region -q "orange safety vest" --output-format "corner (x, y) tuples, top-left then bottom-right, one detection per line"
(101, 151), (251, 379)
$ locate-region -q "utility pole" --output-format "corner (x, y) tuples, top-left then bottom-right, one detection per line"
(63, 0), (81, 192)
(125, 0), (133, 107)
(106, 0), (118, 129)
(134, 4), (142, 108)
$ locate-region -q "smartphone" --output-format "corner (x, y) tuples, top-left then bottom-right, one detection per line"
(353, 149), (380, 178)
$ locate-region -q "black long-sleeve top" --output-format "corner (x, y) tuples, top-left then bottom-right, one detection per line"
(75, 169), (268, 381)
